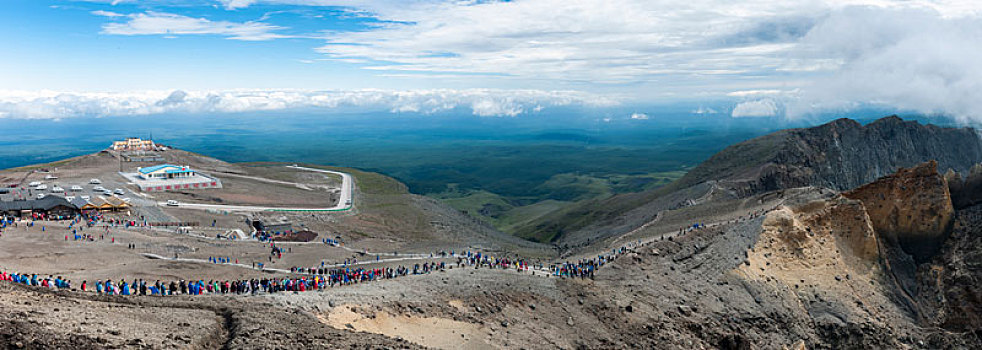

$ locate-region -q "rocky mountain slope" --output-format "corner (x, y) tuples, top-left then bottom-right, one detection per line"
(549, 161), (980, 348)
(5, 123), (982, 349)
(527, 116), (982, 250)
(682, 116), (982, 196)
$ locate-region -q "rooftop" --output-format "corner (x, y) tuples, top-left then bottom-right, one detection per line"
(0, 196), (76, 211)
(138, 164), (190, 174)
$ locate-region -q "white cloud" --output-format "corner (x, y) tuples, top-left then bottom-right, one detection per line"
(726, 89), (787, 97)
(219, 0), (259, 10)
(91, 10), (124, 17)
(732, 99), (779, 117)
(101, 11), (288, 41)
(309, 0), (827, 86)
(691, 106), (718, 114)
(787, 5), (982, 122)
(0, 89), (617, 120)
(630, 112), (649, 120)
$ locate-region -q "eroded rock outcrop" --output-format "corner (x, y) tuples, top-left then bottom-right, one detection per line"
(739, 198), (887, 324)
(946, 163), (982, 209)
(843, 160), (954, 262)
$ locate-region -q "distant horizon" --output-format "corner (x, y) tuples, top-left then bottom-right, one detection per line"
(0, 110), (948, 171)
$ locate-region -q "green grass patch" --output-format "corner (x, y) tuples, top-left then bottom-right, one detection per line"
(431, 170), (687, 242)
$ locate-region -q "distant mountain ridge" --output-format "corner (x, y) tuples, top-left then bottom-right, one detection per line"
(677, 115), (982, 196)
(527, 116), (982, 247)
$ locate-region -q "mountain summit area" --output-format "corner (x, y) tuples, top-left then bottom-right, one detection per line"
(2, 116), (982, 349)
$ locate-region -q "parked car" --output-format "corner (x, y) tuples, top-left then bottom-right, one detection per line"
(114, 188), (125, 195)
(28, 181), (41, 187)
(93, 186), (106, 192)
(37, 193), (46, 199)
(44, 175), (58, 180)
(89, 179), (101, 184)
(51, 186), (64, 192)
(102, 189), (113, 195)
(166, 200), (179, 206)
(80, 195), (91, 200)
(70, 185), (83, 191)
(36, 184), (47, 190)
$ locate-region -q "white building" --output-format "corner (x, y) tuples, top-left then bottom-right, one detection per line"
(138, 164), (195, 180)
(111, 137), (155, 151)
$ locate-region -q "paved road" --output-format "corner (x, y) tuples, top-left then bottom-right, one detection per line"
(156, 165), (353, 213)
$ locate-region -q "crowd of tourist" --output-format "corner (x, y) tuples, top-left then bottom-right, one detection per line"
(0, 207), (771, 299)
(0, 261), (455, 297)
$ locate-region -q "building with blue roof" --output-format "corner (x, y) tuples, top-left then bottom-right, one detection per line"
(122, 164), (222, 192)
(137, 164), (196, 180)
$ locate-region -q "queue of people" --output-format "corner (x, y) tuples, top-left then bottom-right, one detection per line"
(0, 260), (452, 297)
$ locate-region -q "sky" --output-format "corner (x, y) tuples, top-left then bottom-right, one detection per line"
(1, 0), (981, 122)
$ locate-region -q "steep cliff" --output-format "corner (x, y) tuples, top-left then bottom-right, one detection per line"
(843, 161), (954, 262)
(946, 163), (982, 209)
(916, 205), (982, 331)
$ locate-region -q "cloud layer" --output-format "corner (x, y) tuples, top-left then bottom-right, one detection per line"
(732, 99), (779, 117)
(788, 5), (982, 122)
(45, 1), (982, 123)
(100, 11), (288, 41)
(0, 89), (617, 119)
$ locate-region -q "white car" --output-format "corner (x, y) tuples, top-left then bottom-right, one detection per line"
(80, 195), (90, 200)
(70, 185), (83, 191)
(114, 188), (125, 195)
(44, 175), (58, 180)
(36, 193), (46, 199)
(65, 196), (75, 201)
(89, 179), (101, 184)
(93, 186), (106, 192)
(165, 200), (179, 206)
(36, 184), (47, 190)
(28, 181), (41, 187)
(102, 189), (113, 195)
(51, 186), (64, 192)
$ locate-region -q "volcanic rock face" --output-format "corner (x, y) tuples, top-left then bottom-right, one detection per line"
(918, 205), (982, 331)
(843, 161), (954, 262)
(544, 116), (982, 248)
(683, 116), (982, 198)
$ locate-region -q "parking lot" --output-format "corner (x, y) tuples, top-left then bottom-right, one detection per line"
(1, 172), (133, 203)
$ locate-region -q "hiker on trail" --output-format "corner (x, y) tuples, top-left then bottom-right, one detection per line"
(121, 281), (130, 295)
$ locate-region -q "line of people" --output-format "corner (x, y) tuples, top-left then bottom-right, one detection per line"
(0, 261), (451, 297)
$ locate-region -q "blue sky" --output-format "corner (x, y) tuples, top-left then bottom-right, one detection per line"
(1, 0), (981, 122)
(0, 1), (400, 90)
